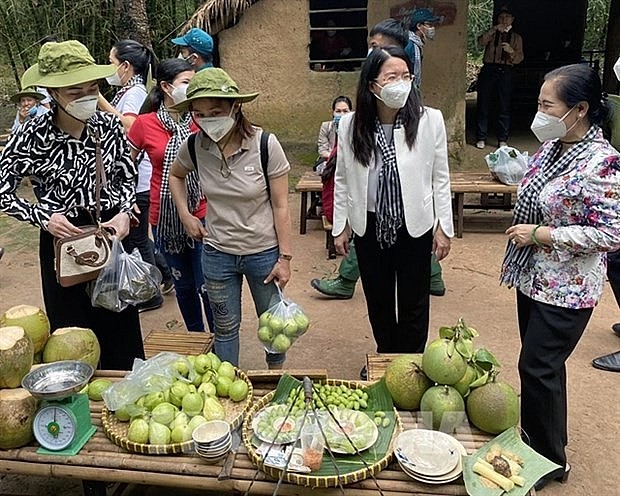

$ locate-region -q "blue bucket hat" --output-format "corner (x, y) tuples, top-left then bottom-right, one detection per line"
(171, 28), (214, 56)
(410, 8), (441, 29)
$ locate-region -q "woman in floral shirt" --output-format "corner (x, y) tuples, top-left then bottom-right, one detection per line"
(501, 64), (620, 490)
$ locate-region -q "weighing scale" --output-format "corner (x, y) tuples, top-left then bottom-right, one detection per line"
(22, 360), (97, 456)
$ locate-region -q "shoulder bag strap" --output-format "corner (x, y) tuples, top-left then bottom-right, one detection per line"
(94, 128), (106, 223)
(188, 133), (198, 177)
(260, 131), (270, 199)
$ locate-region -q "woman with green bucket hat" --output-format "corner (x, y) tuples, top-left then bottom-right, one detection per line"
(0, 40), (144, 370)
(169, 68), (293, 369)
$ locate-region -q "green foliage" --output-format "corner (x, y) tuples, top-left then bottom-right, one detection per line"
(583, 0), (611, 51)
(0, 0), (203, 97)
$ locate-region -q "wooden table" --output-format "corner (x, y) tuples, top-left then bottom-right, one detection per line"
(450, 172), (518, 238)
(294, 171), (323, 234)
(0, 367), (500, 495)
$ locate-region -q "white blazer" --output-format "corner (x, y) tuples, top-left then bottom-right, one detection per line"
(333, 108), (454, 240)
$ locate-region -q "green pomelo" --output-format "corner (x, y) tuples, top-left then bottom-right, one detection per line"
(88, 379), (112, 401)
(42, 327), (100, 369)
(466, 381), (519, 434)
(0, 388), (37, 449)
(0, 326), (34, 388)
(0, 305), (50, 354)
(453, 365), (477, 397)
(420, 385), (465, 433)
(422, 338), (468, 385)
(384, 354), (432, 410)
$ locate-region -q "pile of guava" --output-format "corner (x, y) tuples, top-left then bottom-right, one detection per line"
(257, 305), (310, 354)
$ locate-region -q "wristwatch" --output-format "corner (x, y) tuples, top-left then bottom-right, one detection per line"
(279, 253), (293, 261)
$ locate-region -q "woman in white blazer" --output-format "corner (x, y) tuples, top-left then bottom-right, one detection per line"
(333, 46), (453, 354)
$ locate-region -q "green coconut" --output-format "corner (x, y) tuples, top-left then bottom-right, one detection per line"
(0, 326), (34, 388)
(0, 305), (50, 354)
(42, 327), (100, 368)
(0, 388), (38, 449)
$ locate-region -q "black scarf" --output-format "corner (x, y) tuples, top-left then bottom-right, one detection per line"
(375, 116), (405, 249)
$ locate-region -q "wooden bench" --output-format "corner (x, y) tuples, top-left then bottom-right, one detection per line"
(450, 171), (518, 238)
(143, 330), (213, 359)
(294, 171), (323, 234)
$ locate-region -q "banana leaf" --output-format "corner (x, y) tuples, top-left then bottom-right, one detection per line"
(252, 374), (397, 476)
(462, 427), (562, 496)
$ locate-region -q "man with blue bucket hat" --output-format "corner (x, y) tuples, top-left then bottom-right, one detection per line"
(172, 27), (214, 71)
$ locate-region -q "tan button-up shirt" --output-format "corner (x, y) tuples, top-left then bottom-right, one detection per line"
(479, 28), (524, 66)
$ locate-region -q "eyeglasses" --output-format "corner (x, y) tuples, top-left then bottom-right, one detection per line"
(376, 73), (413, 85)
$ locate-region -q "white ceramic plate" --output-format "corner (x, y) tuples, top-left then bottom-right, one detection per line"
(322, 408), (379, 454)
(394, 429), (460, 477)
(397, 437), (467, 484)
(252, 404), (304, 444)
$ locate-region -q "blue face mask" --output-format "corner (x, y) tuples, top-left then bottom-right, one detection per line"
(27, 106), (38, 117)
(333, 114), (342, 126)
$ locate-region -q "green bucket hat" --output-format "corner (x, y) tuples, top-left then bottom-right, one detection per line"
(26, 40), (116, 88)
(10, 87), (46, 104)
(171, 68), (258, 112)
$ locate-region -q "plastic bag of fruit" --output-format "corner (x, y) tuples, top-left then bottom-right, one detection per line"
(257, 285), (310, 354)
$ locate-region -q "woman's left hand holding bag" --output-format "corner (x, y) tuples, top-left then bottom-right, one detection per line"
(433, 227), (451, 261)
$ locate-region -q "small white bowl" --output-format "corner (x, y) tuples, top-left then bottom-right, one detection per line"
(192, 420), (230, 445)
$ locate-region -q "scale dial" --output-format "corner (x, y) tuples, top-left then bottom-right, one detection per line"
(33, 405), (77, 451)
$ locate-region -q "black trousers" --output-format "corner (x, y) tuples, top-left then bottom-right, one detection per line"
(516, 291), (592, 468)
(476, 64), (514, 142)
(355, 213), (432, 353)
(40, 210), (145, 371)
(122, 191), (172, 283)
(607, 249), (620, 307)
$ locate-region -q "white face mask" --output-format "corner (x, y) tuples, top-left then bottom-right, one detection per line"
(614, 56), (620, 82)
(170, 83), (188, 105)
(196, 107), (236, 142)
(530, 107), (577, 142)
(106, 69), (123, 87)
(425, 26), (436, 40)
(64, 95), (99, 121)
(374, 80), (412, 109)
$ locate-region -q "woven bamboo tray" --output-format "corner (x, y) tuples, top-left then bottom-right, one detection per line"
(102, 367), (253, 455)
(242, 377), (403, 488)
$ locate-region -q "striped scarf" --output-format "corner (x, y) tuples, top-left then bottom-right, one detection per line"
(375, 116), (405, 249)
(155, 106), (202, 254)
(500, 125), (600, 287)
(110, 75), (145, 107)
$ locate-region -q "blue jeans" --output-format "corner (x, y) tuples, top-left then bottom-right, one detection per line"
(202, 244), (284, 367)
(152, 226), (214, 333)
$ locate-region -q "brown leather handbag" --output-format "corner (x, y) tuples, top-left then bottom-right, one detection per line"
(54, 130), (113, 287)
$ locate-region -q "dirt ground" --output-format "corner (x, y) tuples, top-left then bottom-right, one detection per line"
(0, 192), (618, 495)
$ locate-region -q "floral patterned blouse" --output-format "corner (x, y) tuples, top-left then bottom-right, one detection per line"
(516, 130), (620, 309)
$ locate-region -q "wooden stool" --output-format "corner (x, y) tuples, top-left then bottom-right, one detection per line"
(143, 331), (214, 358)
(322, 215), (336, 259)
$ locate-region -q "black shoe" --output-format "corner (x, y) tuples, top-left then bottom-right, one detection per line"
(612, 323), (620, 337)
(138, 294), (164, 313)
(430, 287), (446, 297)
(161, 279), (175, 295)
(534, 463), (570, 491)
(592, 350), (620, 372)
(359, 365), (368, 380)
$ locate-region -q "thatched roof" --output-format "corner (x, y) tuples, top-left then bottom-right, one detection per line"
(184, 0), (263, 35)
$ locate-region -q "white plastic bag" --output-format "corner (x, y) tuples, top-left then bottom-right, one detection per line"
(485, 146), (529, 185)
(257, 285), (310, 354)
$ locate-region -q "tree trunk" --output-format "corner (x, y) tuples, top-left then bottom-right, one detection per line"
(603, 0), (620, 93)
(114, 0), (152, 47)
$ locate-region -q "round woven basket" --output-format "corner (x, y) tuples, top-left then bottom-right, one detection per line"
(242, 378), (402, 488)
(102, 367), (253, 455)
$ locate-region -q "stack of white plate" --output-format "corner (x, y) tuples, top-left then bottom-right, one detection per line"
(394, 429), (467, 484)
(192, 420), (232, 463)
